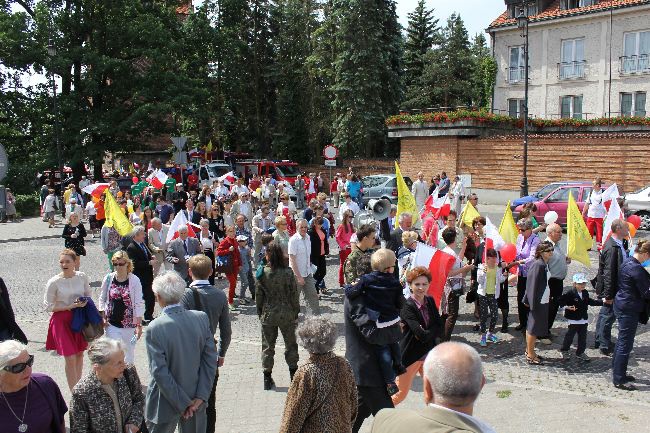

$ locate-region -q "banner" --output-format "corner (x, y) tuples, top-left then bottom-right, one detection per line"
(394, 161), (420, 229)
(566, 192), (593, 267)
(103, 191), (134, 236)
(499, 201), (519, 245)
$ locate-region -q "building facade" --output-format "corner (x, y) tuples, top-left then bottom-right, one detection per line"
(488, 0), (650, 120)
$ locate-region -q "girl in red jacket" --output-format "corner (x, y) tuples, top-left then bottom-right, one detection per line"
(217, 225), (241, 308)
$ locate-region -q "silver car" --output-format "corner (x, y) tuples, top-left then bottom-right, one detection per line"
(624, 185), (650, 230)
(362, 174), (413, 206)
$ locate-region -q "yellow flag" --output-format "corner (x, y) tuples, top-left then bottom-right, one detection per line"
(129, 163), (135, 175)
(567, 192), (592, 266)
(460, 201), (480, 228)
(104, 191), (134, 236)
(499, 201), (519, 245)
(206, 140), (213, 152)
(394, 161), (420, 229)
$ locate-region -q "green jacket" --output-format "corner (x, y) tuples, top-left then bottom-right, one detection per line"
(344, 246), (375, 285)
(256, 266), (300, 325)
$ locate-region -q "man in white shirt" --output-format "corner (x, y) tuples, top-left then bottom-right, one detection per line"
(372, 342), (495, 433)
(66, 198), (84, 223)
(288, 219), (320, 315)
(230, 178), (250, 197)
(252, 206), (273, 266)
(148, 218), (171, 275)
(338, 192), (360, 221)
(411, 171), (429, 211)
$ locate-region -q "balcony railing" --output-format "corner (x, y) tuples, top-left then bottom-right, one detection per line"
(506, 66), (527, 84)
(619, 55), (650, 75)
(558, 60), (586, 80)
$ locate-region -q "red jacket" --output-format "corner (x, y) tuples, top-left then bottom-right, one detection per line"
(217, 236), (241, 269)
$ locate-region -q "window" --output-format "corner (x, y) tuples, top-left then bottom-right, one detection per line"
(560, 39), (585, 79)
(560, 95), (583, 119)
(546, 187), (580, 203)
(362, 176), (387, 189)
(561, 0), (595, 9)
(621, 92), (647, 117)
(508, 2), (538, 19)
(622, 31), (650, 73)
(508, 99), (525, 118)
(509, 46), (525, 83)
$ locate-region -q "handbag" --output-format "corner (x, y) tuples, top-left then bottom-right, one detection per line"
(215, 253), (233, 274)
(81, 321), (104, 342)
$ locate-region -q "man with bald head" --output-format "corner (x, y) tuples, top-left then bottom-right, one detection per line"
(543, 223), (570, 343)
(411, 171), (428, 211)
(371, 342), (494, 433)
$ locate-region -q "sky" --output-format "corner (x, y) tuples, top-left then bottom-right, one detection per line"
(395, 0), (505, 38)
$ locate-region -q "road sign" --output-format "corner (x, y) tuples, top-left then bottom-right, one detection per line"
(171, 136), (188, 152)
(323, 145), (338, 160)
(324, 159), (336, 167)
(0, 144), (7, 182)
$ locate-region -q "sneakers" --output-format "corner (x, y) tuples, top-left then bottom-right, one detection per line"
(560, 349), (571, 360)
(386, 383), (399, 396)
(487, 333), (499, 343)
(576, 353), (591, 362)
(228, 303), (236, 311)
(480, 335), (487, 347)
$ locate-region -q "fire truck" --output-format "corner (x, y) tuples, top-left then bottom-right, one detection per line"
(234, 160), (302, 185)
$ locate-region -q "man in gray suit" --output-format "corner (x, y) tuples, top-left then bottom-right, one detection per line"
(148, 218), (170, 276)
(145, 271), (218, 433)
(371, 342), (494, 433)
(165, 226), (201, 284)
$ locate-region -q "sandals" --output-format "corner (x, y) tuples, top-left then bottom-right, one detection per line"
(525, 352), (543, 365)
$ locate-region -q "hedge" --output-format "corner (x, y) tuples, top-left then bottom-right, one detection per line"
(14, 193), (40, 217)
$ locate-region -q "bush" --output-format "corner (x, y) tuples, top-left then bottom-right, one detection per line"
(14, 193), (40, 217)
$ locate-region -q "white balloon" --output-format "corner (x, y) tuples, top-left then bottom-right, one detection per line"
(544, 211), (558, 225)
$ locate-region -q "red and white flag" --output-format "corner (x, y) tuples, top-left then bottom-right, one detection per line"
(602, 184), (623, 243)
(82, 183), (110, 198)
(146, 169), (168, 189)
(421, 187), (450, 219)
(165, 210), (197, 244)
(218, 171), (236, 186)
(484, 216), (506, 253)
(412, 242), (457, 307)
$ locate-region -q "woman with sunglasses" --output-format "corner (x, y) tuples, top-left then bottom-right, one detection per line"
(0, 340), (68, 433)
(44, 249), (92, 391)
(98, 251), (145, 366)
(514, 218), (541, 332)
(207, 204), (225, 240)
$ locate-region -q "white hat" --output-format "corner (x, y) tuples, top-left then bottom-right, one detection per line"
(236, 235), (248, 242)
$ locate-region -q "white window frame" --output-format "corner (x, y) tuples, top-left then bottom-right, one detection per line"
(560, 38), (585, 79)
(560, 95), (583, 119)
(622, 30), (650, 74)
(507, 99), (525, 118)
(620, 92), (647, 117)
(509, 46), (525, 83)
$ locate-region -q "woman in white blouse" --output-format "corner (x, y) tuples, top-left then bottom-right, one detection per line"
(44, 248), (92, 391)
(198, 218), (219, 284)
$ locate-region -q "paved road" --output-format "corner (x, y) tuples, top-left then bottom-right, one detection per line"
(0, 214), (649, 433)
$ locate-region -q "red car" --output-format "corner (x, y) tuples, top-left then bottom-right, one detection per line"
(514, 182), (609, 226)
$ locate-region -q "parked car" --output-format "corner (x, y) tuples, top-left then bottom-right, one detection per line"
(513, 182), (603, 226)
(362, 174), (412, 206)
(511, 181), (585, 212)
(198, 161), (232, 186)
(624, 185), (650, 230)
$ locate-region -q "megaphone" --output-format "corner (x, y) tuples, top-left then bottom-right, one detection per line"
(368, 199), (391, 221)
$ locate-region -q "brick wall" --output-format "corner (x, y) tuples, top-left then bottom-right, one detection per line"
(399, 133), (650, 193)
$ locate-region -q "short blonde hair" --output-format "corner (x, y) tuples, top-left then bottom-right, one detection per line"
(401, 230), (418, 247)
(371, 248), (396, 272)
(111, 250), (134, 273)
(189, 254), (213, 280)
(317, 192), (327, 201)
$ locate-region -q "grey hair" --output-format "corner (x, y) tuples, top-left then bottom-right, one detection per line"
(390, 204), (397, 212)
(423, 342), (483, 407)
(295, 218), (308, 229)
(545, 223), (561, 235)
(130, 225), (146, 237)
(177, 225), (188, 234)
(151, 217), (162, 225)
(87, 337), (124, 365)
(297, 317), (337, 354)
(200, 218), (210, 227)
(516, 218), (533, 230)
(152, 271), (187, 304)
(398, 212), (413, 223)
(0, 340), (28, 373)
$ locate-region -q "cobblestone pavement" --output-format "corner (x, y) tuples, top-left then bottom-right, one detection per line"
(1, 216), (649, 433)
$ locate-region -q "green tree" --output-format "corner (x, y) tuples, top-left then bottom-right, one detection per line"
(470, 33), (494, 108)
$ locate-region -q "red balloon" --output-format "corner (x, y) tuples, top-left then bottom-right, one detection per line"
(132, 176), (139, 183)
(628, 214), (642, 229)
(500, 243), (517, 263)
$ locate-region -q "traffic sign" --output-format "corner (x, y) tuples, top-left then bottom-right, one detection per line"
(324, 159), (336, 167)
(323, 145), (338, 160)
(171, 136), (188, 151)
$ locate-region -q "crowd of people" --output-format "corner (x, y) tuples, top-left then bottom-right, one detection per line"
(0, 168), (648, 433)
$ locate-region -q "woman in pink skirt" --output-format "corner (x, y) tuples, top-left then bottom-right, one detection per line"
(44, 248), (91, 391)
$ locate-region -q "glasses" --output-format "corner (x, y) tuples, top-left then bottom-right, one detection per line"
(3, 355), (34, 374)
(112, 262), (127, 267)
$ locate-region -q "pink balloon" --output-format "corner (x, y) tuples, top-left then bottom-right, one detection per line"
(500, 243), (517, 263)
(132, 176), (138, 183)
(627, 214), (641, 230)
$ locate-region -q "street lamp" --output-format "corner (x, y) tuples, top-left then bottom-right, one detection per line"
(47, 39), (63, 185)
(517, 4), (529, 198)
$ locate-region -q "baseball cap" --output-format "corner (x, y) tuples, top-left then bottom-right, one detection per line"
(236, 235), (248, 242)
(572, 273), (588, 284)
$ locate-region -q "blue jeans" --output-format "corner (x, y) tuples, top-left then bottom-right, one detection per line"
(612, 305), (639, 385)
(595, 303), (616, 350)
(375, 342), (402, 384)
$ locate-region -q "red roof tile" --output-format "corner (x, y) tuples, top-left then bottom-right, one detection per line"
(176, 1), (192, 15)
(488, 0), (650, 29)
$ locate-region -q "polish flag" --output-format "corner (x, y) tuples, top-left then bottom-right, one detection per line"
(421, 187), (450, 219)
(484, 216), (506, 253)
(218, 171), (236, 186)
(82, 183), (110, 198)
(602, 184), (624, 243)
(412, 242), (457, 307)
(165, 210), (198, 244)
(146, 169), (168, 189)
